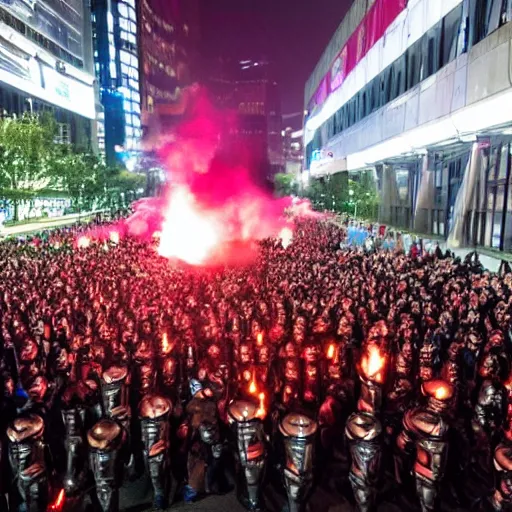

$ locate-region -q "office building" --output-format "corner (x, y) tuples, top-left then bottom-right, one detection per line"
(283, 127), (304, 177)
(0, 0), (97, 147)
(139, 0), (200, 143)
(92, 0), (141, 165)
(304, 0), (512, 264)
(208, 58), (284, 180)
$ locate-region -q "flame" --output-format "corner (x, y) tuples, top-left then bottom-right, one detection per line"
(110, 231), (120, 244)
(257, 332), (263, 346)
(48, 489), (65, 511)
(161, 332), (171, 354)
(256, 392), (266, 419)
(279, 227), (293, 248)
(434, 385), (449, 400)
(327, 344), (335, 359)
(362, 345), (386, 383)
(158, 186), (221, 265)
(249, 378), (257, 395)
(77, 236), (90, 249)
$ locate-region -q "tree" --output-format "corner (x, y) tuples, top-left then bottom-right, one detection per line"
(102, 169), (145, 210)
(274, 173), (298, 197)
(348, 171), (379, 220)
(47, 147), (97, 211)
(303, 177), (325, 209)
(0, 114), (56, 220)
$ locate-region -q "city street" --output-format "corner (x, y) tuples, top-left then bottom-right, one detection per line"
(1, 0), (512, 511)
(1, 211), (105, 237)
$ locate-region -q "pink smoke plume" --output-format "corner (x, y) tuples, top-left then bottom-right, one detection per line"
(92, 86), (320, 265)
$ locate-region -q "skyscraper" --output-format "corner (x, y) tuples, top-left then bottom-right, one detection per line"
(0, 0), (97, 147)
(92, 0), (142, 165)
(139, 0), (200, 143)
(208, 58), (284, 181)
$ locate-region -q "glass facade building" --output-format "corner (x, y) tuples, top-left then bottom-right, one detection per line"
(92, 0), (141, 165)
(0, 0), (96, 148)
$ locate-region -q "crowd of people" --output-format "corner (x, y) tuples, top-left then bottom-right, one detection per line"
(1, 218), (512, 512)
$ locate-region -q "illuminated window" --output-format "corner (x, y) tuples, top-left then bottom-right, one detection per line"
(120, 50), (131, 65)
(107, 12), (114, 31)
(120, 18), (129, 31)
(110, 62), (117, 78)
(128, 8), (136, 22)
(118, 3), (128, 18)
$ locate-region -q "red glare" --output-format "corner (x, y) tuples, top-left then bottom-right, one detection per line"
(48, 489), (65, 511)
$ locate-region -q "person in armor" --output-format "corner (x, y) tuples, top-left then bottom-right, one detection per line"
(87, 419), (126, 512)
(472, 349), (506, 475)
(7, 414), (48, 512)
(395, 380), (454, 512)
(490, 418), (512, 511)
(345, 411), (383, 512)
(139, 394), (172, 509)
(181, 381), (226, 502)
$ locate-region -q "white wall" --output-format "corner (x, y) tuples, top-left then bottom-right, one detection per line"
(310, 21), (512, 171)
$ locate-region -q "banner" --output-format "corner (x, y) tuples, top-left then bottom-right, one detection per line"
(330, 46), (347, 92)
(312, 0), (407, 102)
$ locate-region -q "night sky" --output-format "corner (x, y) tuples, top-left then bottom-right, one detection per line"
(199, 0), (352, 129)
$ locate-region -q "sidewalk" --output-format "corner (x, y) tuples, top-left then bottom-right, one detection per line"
(1, 211), (105, 237)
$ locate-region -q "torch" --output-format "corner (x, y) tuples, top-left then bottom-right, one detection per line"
(228, 399), (267, 510)
(279, 413), (318, 512)
(357, 345), (386, 415)
(345, 412), (383, 512)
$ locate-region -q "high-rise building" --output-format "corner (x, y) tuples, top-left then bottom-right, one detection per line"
(139, 0), (200, 143)
(92, 0), (142, 165)
(0, 0), (97, 147)
(208, 58), (284, 180)
(283, 127), (304, 177)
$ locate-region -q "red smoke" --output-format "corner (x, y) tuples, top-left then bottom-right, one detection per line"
(98, 87), (320, 265)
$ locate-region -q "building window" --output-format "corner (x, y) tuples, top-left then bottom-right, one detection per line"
(55, 123), (71, 144)
(442, 4), (464, 66)
(474, 143), (512, 250)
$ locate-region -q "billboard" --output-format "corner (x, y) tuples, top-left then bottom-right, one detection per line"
(0, 0), (84, 59)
